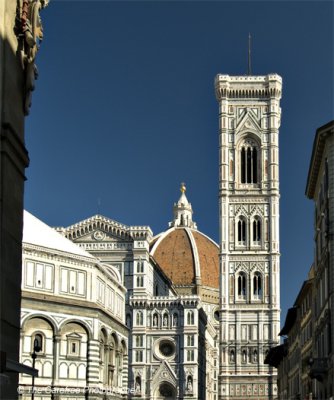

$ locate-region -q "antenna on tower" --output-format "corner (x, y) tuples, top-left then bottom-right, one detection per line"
(248, 33), (252, 75)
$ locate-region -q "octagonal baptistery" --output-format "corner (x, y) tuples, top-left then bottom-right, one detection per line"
(150, 185), (219, 307)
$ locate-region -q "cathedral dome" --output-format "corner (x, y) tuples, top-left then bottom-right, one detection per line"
(150, 184), (219, 290)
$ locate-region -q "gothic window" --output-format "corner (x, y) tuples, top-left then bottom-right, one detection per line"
(252, 218), (261, 242)
(240, 141), (258, 184)
(135, 350), (143, 362)
(32, 332), (43, 353)
(137, 261), (144, 273)
(136, 311), (143, 326)
(237, 273), (247, 298)
(136, 276), (144, 287)
(187, 311), (195, 325)
(135, 335), (143, 347)
(187, 350), (195, 361)
(237, 217), (247, 243)
(187, 335), (195, 346)
(253, 273), (262, 297)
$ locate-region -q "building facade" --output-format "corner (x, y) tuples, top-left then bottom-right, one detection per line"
(57, 186), (220, 400)
(266, 120), (334, 400)
(215, 74), (282, 399)
(306, 120), (334, 399)
(1, 1), (48, 398)
(20, 211), (128, 400)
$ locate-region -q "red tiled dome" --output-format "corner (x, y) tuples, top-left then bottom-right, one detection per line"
(150, 227), (219, 289)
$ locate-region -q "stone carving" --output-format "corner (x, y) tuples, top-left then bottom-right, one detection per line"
(20, 0), (49, 115)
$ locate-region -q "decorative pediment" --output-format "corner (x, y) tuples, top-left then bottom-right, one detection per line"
(250, 262), (264, 273)
(235, 205), (248, 216)
(235, 262), (248, 273)
(57, 214), (152, 242)
(235, 109), (262, 137)
(57, 215), (133, 242)
(250, 205), (264, 217)
(66, 332), (82, 339)
(152, 360), (177, 386)
(73, 231), (128, 244)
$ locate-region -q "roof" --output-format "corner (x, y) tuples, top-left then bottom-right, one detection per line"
(23, 210), (95, 259)
(264, 344), (286, 368)
(306, 120), (334, 199)
(293, 278), (313, 307)
(150, 227), (219, 289)
(279, 307), (298, 336)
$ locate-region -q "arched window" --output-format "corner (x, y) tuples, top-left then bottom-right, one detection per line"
(136, 276), (144, 287)
(240, 141), (258, 184)
(135, 335), (143, 347)
(237, 273), (247, 298)
(242, 349), (247, 363)
(32, 333), (43, 353)
(187, 335), (195, 346)
(187, 311), (194, 325)
(135, 350), (143, 362)
(253, 218), (261, 242)
(229, 349), (235, 363)
(136, 311), (143, 326)
(237, 217), (247, 243)
(253, 273), (262, 297)
(137, 261), (144, 273)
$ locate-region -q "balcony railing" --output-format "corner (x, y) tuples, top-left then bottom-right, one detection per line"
(309, 357), (329, 382)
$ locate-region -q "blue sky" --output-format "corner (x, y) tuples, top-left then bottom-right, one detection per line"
(25, 1), (334, 323)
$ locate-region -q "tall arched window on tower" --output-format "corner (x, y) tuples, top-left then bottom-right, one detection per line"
(240, 140), (258, 184)
(252, 217), (261, 243)
(237, 273), (247, 299)
(253, 272), (262, 298)
(237, 217), (247, 244)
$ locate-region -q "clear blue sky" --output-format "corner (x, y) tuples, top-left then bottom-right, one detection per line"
(25, 1), (334, 324)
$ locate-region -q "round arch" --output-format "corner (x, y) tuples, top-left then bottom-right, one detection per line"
(154, 381), (177, 400)
(21, 313), (57, 335)
(58, 319), (92, 339)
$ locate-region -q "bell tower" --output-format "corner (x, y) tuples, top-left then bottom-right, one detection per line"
(215, 74), (282, 399)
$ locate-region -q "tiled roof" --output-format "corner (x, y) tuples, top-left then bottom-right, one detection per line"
(151, 227), (219, 289)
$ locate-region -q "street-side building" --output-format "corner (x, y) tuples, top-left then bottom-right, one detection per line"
(266, 120), (334, 400)
(215, 74), (282, 399)
(306, 120), (334, 399)
(19, 211), (128, 400)
(0, 1), (48, 398)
